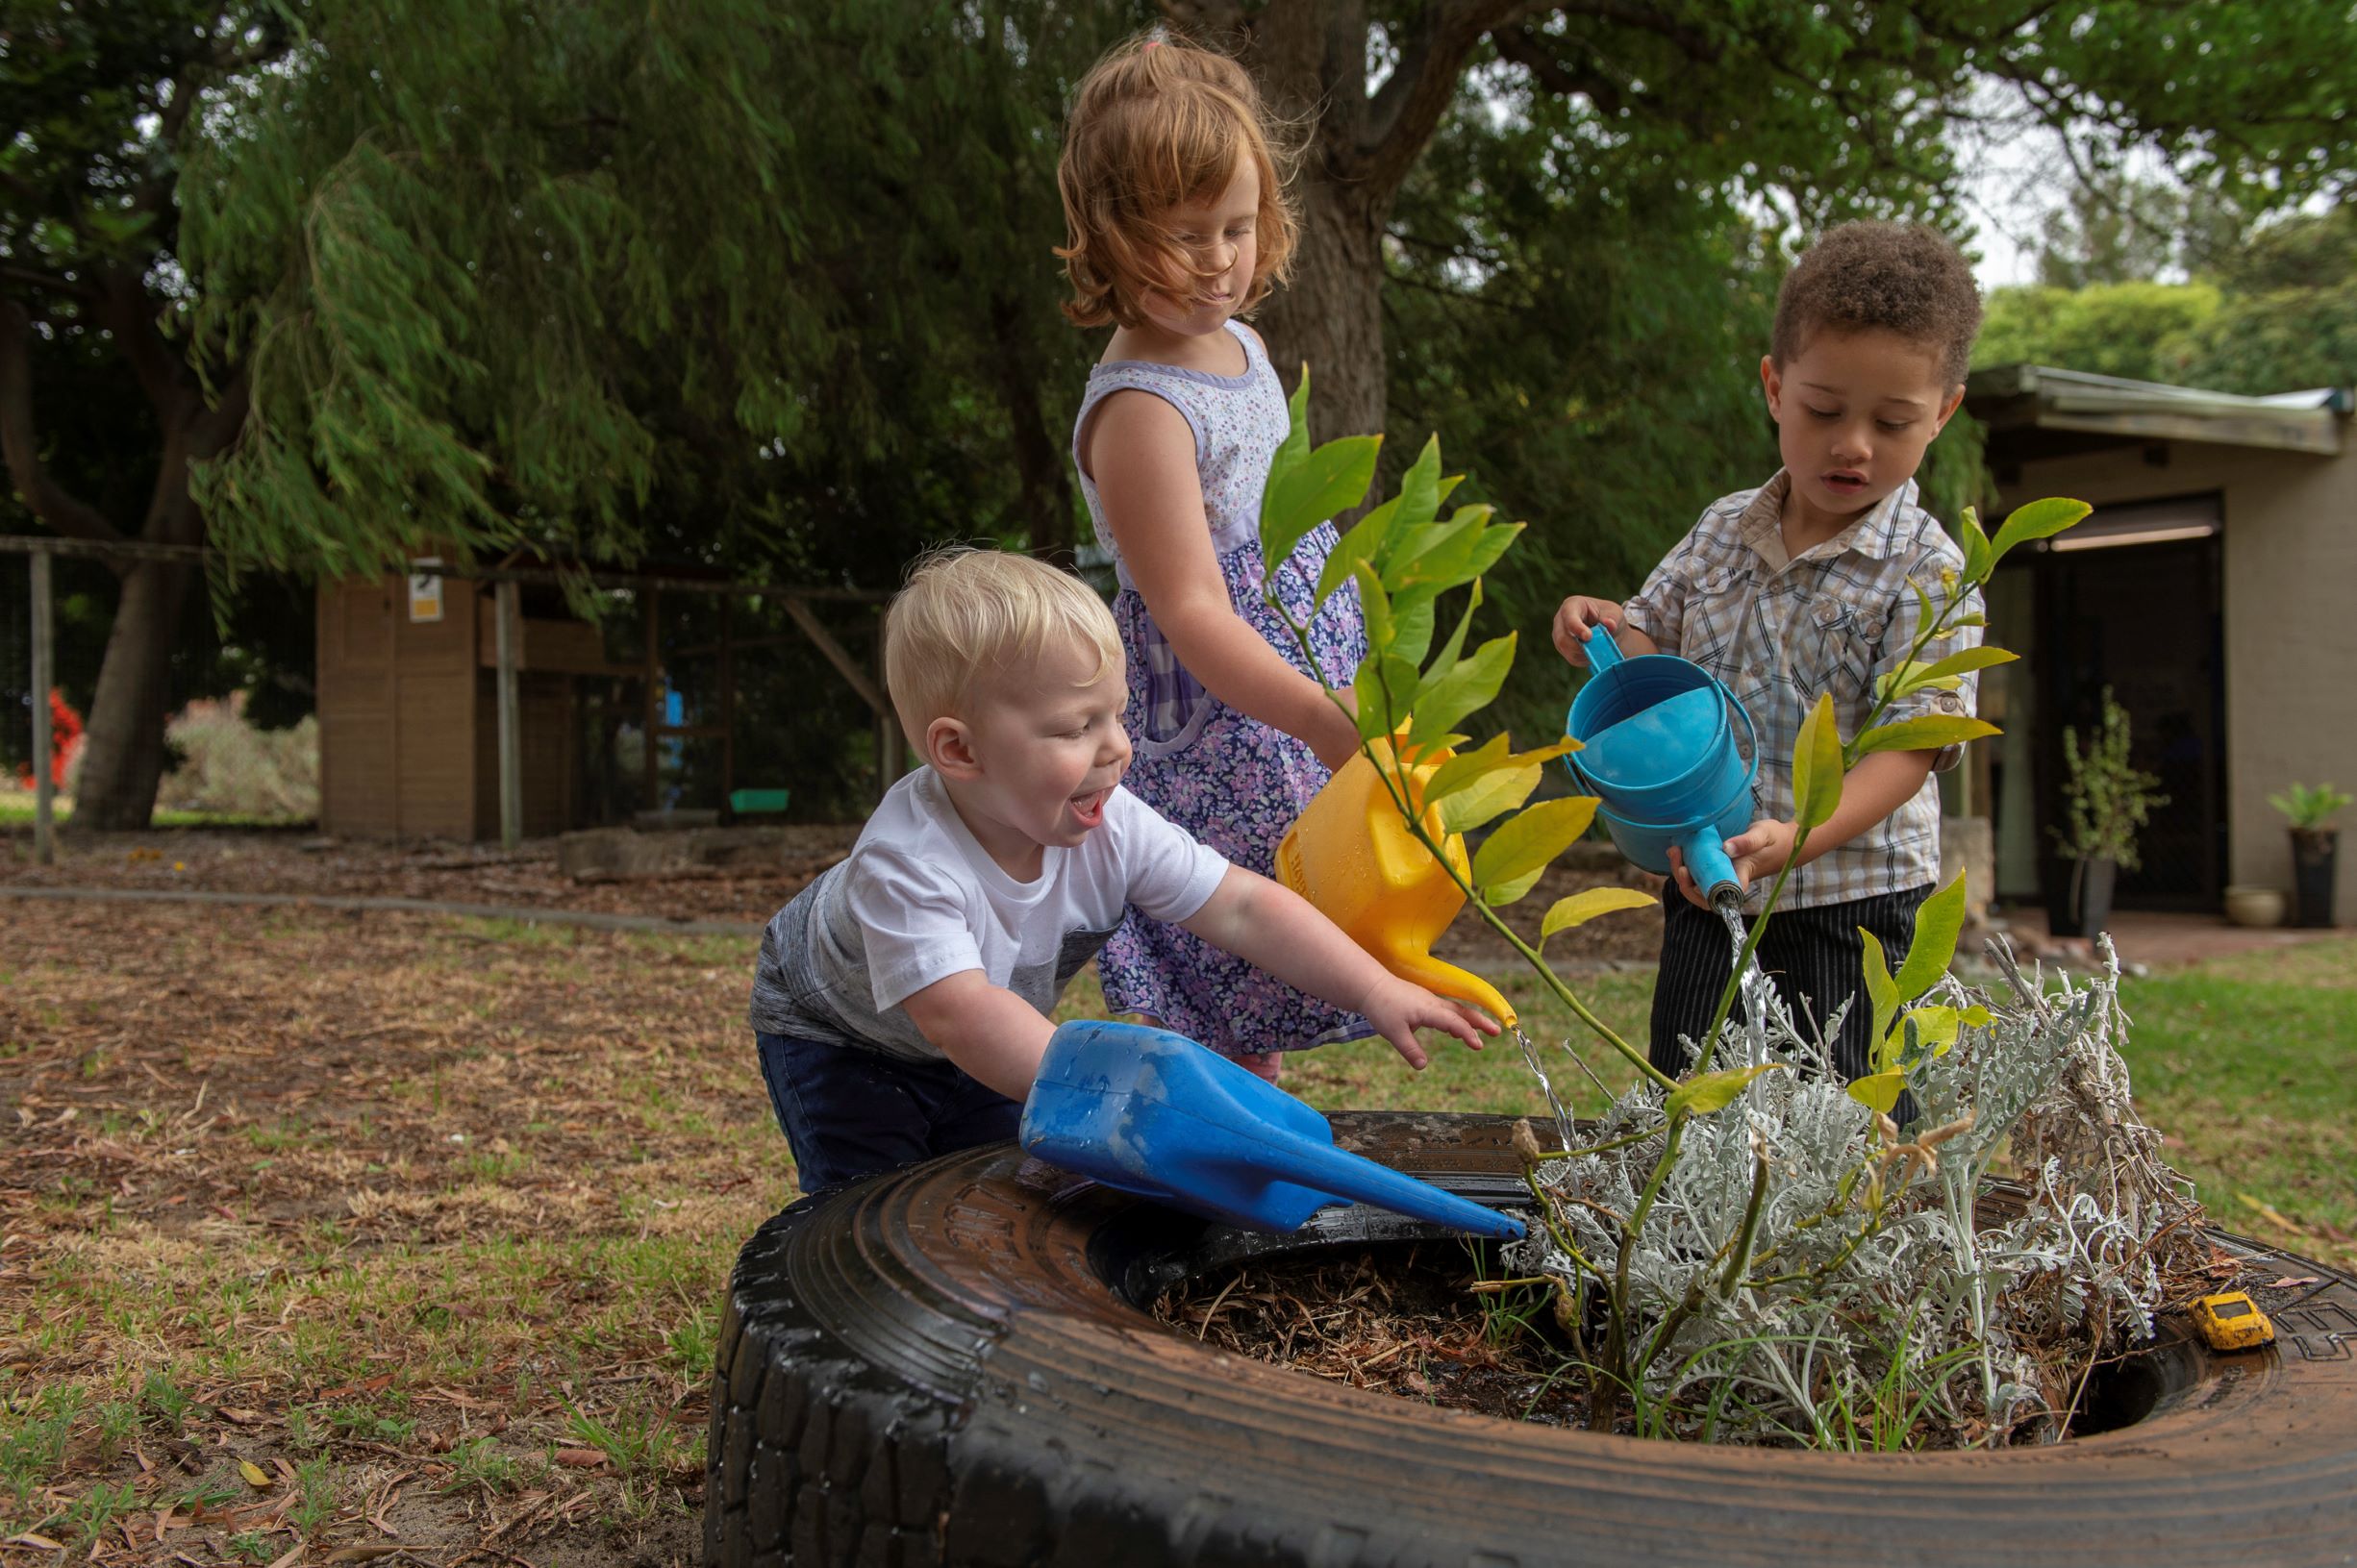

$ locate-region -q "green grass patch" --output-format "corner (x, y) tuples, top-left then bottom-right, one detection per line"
(2111, 940), (2357, 1252)
(0, 795), (309, 830)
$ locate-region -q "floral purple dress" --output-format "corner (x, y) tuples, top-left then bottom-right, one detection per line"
(1072, 319), (1371, 1058)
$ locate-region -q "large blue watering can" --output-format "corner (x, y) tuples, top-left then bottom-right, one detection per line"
(1564, 632), (1759, 907)
(1020, 1019), (1525, 1239)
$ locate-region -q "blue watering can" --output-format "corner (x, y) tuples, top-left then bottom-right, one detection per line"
(1020, 1019), (1525, 1239)
(1564, 632), (1759, 907)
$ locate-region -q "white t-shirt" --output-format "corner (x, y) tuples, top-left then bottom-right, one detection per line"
(749, 768), (1229, 1061)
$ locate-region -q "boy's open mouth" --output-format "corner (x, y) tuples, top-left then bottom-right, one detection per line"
(1821, 470), (1868, 495)
(1068, 786), (1113, 829)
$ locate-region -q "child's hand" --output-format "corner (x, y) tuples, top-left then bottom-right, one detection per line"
(1667, 819), (1796, 909)
(1551, 596), (1624, 666)
(1356, 976), (1502, 1070)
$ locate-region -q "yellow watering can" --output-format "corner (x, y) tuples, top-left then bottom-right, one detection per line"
(1275, 738), (1517, 1029)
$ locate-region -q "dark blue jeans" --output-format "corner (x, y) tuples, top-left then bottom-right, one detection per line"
(755, 1031), (1023, 1196)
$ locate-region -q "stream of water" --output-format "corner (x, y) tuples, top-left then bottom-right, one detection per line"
(1511, 1024), (1577, 1154)
(1505, 894), (1779, 1151)
(1715, 890), (1795, 1067)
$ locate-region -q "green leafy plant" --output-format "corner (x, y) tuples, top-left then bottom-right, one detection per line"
(2268, 781), (2351, 832)
(2056, 688), (2167, 870)
(1257, 371), (2200, 1446)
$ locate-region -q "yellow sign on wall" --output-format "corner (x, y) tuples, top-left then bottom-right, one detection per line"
(409, 559), (445, 623)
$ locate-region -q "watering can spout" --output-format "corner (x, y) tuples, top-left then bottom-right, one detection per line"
(1277, 741), (1516, 1029)
(1680, 829), (1745, 909)
(1021, 1021), (1526, 1239)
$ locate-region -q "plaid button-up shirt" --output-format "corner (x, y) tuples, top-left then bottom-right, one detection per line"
(1622, 471), (1982, 910)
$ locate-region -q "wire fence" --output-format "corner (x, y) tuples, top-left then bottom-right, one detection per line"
(1, 535), (898, 849)
(1, 549), (28, 781)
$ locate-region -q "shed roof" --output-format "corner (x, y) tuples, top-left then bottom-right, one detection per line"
(1967, 362), (2354, 460)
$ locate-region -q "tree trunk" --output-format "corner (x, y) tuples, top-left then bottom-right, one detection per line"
(69, 559), (197, 832)
(990, 292), (1079, 568)
(1178, 0), (1515, 447)
(1256, 175), (1390, 444)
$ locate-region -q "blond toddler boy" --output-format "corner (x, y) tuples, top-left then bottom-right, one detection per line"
(750, 548), (1492, 1193)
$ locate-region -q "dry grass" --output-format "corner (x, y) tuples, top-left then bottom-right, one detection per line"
(1, 902), (778, 1567)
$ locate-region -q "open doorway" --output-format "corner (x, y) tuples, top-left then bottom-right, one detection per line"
(1987, 494), (2227, 913)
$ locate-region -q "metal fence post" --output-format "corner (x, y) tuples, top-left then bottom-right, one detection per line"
(29, 546), (54, 865)
(495, 580), (522, 850)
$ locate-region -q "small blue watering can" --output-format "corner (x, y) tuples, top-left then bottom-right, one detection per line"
(1564, 632), (1759, 907)
(1020, 1020), (1524, 1239)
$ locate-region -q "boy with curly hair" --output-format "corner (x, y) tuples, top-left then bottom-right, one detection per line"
(1551, 221), (1987, 1088)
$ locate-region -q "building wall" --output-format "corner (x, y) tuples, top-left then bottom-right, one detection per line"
(316, 577), (397, 835)
(315, 573), (483, 839)
(1998, 440), (2357, 922)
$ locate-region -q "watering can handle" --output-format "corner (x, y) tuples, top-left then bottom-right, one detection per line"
(1581, 625), (1625, 672)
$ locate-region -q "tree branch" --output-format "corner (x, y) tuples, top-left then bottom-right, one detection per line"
(1356, 0), (1542, 195)
(1490, 22), (1628, 116)
(189, 367), (250, 461)
(95, 266), (193, 421)
(1554, 0), (1728, 67)
(0, 298), (127, 545)
(0, 264), (102, 303)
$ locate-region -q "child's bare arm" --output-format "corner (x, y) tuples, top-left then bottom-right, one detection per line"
(1667, 750), (1938, 908)
(898, 971), (1055, 1102)
(1088, 391), (1361, 768)
(1552, 595), (1659, 666)
(1180, 864), (1500, 1066)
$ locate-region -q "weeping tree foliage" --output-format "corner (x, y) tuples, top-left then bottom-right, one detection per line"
(191, 0), (1145, 584)
(2, 0), (1139, 828)
(1, 3), (285, 830)
(185, 9), (775, 579)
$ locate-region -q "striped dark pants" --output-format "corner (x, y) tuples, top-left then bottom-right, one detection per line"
(1650, 884), (1933, 1091)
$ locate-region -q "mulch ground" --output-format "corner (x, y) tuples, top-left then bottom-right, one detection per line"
(1156, 1244), (1592, 1429)
(1, 897), (778, 1566)
(0, 821), (1664, 1564)
(0, 826), (861, 928)
(0, 824), (1671, 970)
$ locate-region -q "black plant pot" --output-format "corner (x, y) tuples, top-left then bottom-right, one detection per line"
(2292, 828), (2339, 929)
(2050, 856), (2118, 938)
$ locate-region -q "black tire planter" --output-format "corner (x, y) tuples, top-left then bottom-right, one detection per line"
(704, 1112), (2357, 1568)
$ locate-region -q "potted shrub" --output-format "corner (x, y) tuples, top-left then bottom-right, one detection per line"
(2268, 781), (2350, 929)
(2050, 689), (2166, 939)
